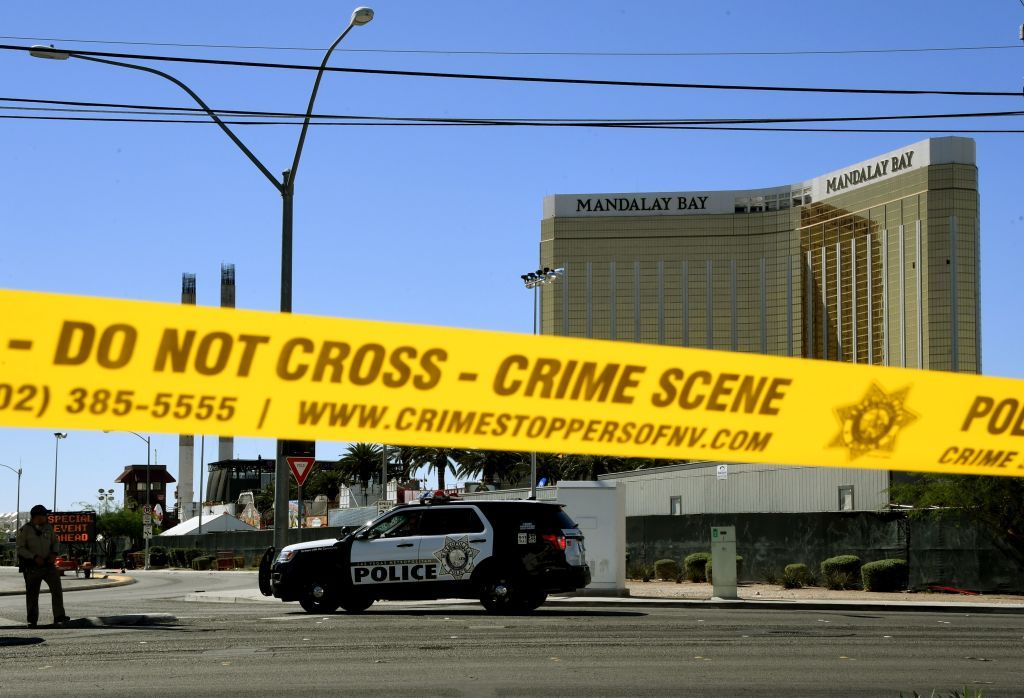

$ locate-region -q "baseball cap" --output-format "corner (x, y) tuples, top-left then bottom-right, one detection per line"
(29, 505), (49, 517)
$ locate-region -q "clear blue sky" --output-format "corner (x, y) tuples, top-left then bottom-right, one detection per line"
(1, 1), (1022, 513)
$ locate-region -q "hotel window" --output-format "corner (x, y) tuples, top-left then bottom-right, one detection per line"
(838, 485), (855, 511)
(670, 496), (682, 515)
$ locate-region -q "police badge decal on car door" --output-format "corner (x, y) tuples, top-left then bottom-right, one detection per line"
(432, 536), (480, 580)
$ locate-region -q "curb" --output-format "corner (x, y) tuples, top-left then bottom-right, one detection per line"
(183, 591), (1024, 615)
(0, 575), (136, 597)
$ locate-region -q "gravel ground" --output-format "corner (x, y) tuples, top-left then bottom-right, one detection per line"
(626, 579), (1024, 604)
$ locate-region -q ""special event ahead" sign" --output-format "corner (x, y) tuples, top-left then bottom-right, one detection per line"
(48, 511), (97, 544)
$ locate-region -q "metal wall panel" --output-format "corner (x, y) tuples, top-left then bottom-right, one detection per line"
(604, 463), (889, 517)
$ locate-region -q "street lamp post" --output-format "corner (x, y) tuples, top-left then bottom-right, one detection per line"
(105, 430), (151, 569)
(0, 461), (23, 533)
(381, 444), (388, 503)
(519, 267), (565, 499)
(28, 6), (376, 556)
(52, 432), (67, 510)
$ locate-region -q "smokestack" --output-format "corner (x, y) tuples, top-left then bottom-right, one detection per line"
(177, 273), (196, 519)
(218, 264), (236, 463)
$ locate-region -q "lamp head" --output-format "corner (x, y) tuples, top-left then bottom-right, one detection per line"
(29, 45), (70, 60)
(351, 6), (374, 26)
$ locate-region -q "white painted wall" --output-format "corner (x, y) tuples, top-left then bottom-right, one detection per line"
(556, 481), (626, 596)
(601, 462), (890, 516)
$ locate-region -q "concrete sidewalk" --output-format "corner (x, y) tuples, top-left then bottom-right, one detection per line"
(186, 585), (1024, 614)
(0, 565), (134, 596)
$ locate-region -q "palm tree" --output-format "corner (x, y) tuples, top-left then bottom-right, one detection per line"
(457, 449), (527, 489)
(415, 448), (464, 492)
(304, 468), (346, 502)
(386, 445), (424, 484)
(339, 443), (383, 504)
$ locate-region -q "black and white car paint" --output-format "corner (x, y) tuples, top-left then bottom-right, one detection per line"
(260, 498), (591, 614)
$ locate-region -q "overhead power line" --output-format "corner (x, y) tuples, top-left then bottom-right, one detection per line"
(3, 96), (1024, 126)
(2, 35), (1022, 58)
(3, 113), (1024, 134)
(3, 44), (1022, 97)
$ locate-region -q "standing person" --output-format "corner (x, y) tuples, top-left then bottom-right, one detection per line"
(16, 505), (70, 627)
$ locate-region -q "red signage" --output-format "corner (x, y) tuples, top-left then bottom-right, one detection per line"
(286, 456), (316, 487)
(48, 511), (97, 544)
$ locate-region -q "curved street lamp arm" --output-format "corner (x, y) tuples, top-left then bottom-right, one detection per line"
(287, 21), (356, 191)
(72, 53), (283, 193)
(0, 461), (22, 476)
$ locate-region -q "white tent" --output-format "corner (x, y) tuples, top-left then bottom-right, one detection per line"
(159, 512), (257, 537)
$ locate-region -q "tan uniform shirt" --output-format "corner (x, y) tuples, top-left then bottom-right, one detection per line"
(16, 522), (60, 565)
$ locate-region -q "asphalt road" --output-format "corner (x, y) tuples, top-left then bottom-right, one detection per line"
(1, 571), (1022, 696)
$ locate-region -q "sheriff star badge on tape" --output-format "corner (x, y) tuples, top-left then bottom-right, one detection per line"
(831, 383), (918, 459)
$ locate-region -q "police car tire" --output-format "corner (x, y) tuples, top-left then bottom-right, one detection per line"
(520, 591), (548, 612)
(299, 580), (340, 614)
(479, 572), (536, 615)
(339, 593), (374, 613)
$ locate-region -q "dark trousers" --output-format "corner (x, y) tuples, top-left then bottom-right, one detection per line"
(23, 565), (66, 625)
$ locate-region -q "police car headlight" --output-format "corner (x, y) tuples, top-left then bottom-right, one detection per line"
(276, 550), (297, 564)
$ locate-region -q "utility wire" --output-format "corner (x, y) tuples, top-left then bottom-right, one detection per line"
(3, 44), (1022, 98)
(3, 96), (1024, 126)
(2, 34), (1022, 57)
(3, 113), (1024, 133)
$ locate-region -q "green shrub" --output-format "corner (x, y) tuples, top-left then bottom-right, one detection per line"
(184, 548), (205, 565)
(654, 559), (680, 581)
(148, 546), (168, 568)
(783, 563), (814, 589)
(191, 556), (213, 571)
(820, 555), (862, 590)
(705, 556), (744, 584)
(683, 552), (711, 582)
(861, 558), (908, 592)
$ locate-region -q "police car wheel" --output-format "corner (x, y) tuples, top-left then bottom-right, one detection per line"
(479, 572), (530, 614)
(520, 591), (548, 612)
(339, 592), (374, 613)
(299, 580), (339, 614)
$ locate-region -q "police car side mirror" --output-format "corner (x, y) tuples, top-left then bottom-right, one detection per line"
(354, 531), (369, 541)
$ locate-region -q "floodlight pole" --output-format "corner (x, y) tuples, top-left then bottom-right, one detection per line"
(519, 267), (564, 499)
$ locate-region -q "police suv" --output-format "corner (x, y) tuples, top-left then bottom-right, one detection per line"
(259, 496), (591, 614)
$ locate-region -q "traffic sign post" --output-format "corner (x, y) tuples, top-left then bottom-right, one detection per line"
(143, 524), (153, 540)
(286, 456), (316, 531)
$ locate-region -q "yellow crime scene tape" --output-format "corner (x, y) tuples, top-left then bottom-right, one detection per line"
(1, 288), (1022, 477)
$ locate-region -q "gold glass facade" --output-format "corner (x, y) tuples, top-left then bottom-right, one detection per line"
(540, 138), (979, 373)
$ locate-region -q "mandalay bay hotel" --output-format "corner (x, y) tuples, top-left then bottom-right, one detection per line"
(540, 137), (979, 375)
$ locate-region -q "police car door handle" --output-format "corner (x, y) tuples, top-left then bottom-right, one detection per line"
(470, 538), (487, 543)
(396, 543), (415, 548)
